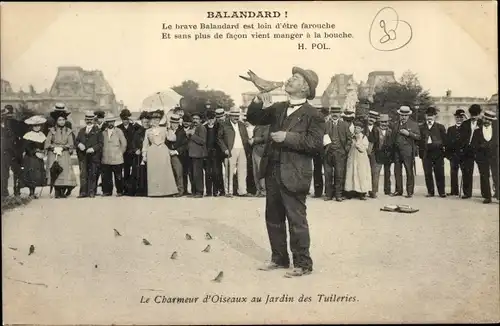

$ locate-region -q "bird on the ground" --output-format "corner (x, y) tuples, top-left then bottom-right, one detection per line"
(205, 232), (213, 240)
(212, 271), (224, 283)
(8, 247), (18, 251)
(142, 238), (152, 246)
(185, 233), (193, 240)
(28, 245), (35, 255)
(239, 70), (284, 93)
(170, 251), (178, 260)
(113, 228), (122, 237)
(202, 245), (211, 253)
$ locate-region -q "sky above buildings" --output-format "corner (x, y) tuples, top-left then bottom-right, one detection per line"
(1, 2), (497, 111)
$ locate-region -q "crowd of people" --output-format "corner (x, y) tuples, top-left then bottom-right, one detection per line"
(1, 100), (498, 204)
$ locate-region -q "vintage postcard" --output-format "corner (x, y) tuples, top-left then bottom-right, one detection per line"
(1, 1), (498, 324)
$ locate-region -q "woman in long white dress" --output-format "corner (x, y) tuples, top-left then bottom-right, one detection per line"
(344, 118), (371, 200)
(142, 110), (179, 197)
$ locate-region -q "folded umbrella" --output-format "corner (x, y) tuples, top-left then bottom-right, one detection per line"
(49, 160), (63, 194)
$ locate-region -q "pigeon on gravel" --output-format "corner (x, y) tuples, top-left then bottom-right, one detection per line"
(185, 233), (193, 240)
(205, 232), (213, 240)
(114, 229), (122, 237)
(202, 245), (211, 253)
(170, 251), (178, 260)
(28, 245), (35, 255)
(142, 238), (152, 246)
(212, 271), (224, 283)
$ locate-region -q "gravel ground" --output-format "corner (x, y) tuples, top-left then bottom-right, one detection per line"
(2, 191), (498, 324)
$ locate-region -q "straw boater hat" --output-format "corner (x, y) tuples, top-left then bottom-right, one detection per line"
(292, 66), (319, 100)
(84, 111), (96, 120)
(397, 105), (412, 115)
(368, 110), (380, 121)
(330, 107), (342, 114)
(215, 108), (225, 118)
(228, 108), (241, 116)
(468, 104), (482, 117)
(483, 110), (497, 121)
(343, 110), (355, 118)
(378, 114), (390, 122)
(170, 114), (181, 123)
(426, 107), (438, 116)
(25, 115), (47, 125)
(50, 103), (71, 120)
(105, 115), (118, 122)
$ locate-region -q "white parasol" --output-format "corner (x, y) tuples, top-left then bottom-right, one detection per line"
(142, 89), (183, 126)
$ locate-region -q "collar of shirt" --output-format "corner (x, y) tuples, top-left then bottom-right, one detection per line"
(427, 122), (434, 129)
(86, 125), (92, 132)
(289, 99), (306, 106)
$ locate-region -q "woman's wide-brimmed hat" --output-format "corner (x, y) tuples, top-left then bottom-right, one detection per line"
(397, 105), (412, 115)
(50, 103), (71, 120)
(150, 110), (164, 119)
(139, 111), (152, 120)
(25, 115), (47, 125)
(292, 66), (319, 100)
(483, 110), (497, 121)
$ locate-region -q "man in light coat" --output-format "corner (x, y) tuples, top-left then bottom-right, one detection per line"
(101, 115), (127, 196)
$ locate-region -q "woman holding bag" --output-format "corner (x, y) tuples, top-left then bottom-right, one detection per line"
(44, 104), (77, 198)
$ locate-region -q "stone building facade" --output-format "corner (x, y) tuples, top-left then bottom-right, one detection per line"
(1, 66), (126, 130)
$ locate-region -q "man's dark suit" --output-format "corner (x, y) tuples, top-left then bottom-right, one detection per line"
(247, 99), (324, 272)
(188, 124), (207, 196)
(371, 127), (393, 195)
(323, 119), (352, 199)
(1, 118), (24, 196)
(445, 124), (465, 195)
(204, 122), (223, 196)
(419, 122), (447, 196)
(461, 118), (495, 200)
(166, 126), (189, 194)
(75, 125), (103, 197)
(117, 123), (141, 195)
(392, 118), (421, 196)
(459, 118), (491, 198)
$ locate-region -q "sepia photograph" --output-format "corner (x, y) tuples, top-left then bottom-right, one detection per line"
(1, 1), (498, 324)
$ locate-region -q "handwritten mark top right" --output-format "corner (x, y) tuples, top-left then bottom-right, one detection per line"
(369, 7), (413, 52)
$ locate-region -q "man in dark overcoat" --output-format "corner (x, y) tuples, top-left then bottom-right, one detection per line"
(246, 66), (324, 278)
(117, 108), (141, 195)
(166, 114), (188, 196)
(445, 109), (467, 196)
(75, 112), (104, 198)
(371, 114), (393, 196)
(418, 107), (447, 197)
(188, 112), (207, 198)
(1, 105), (23, 197)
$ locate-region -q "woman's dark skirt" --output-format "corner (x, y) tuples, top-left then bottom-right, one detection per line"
(19, 155), (47, 188)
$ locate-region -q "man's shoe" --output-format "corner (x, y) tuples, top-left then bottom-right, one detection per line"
(324, 197), (333, 201)
(102, 193), (112, 197)
(225, 194), (233, 198)
(447, 192), (458, 196)
(173, 193), (183, 197)
(194, 194), (203, 198)
(483, 198), (492, 204)
(439, 194), (447, 198)
(77, 194), (87, 198)
(369, 192), (377, 199)
(116, 193), (123, 197)
(461, 195), (471, 199)
(391, 192), (403, 197)
(426, 194), (435, 197)
(335, 197), (344, 202)
(239, 193), (253, 197)
(89, 194), (95, 198)
(405, 194), (413, 198)
(258, 262), (289, 271)
(284, 268), (312, 278)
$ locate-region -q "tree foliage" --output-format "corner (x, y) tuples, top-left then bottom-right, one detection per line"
(372, 70), (434, 123)
(172, 80), (235, 114)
